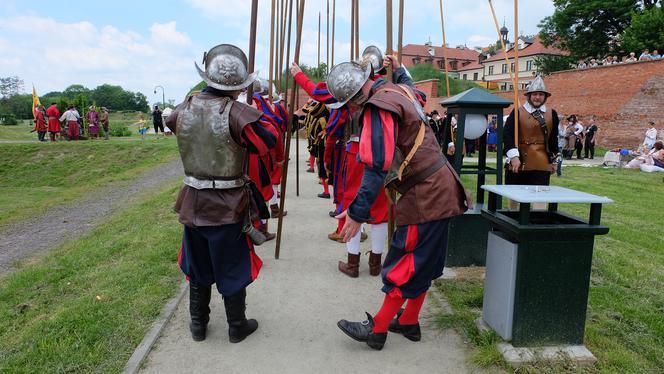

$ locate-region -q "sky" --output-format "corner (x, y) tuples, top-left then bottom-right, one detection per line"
(0, 0), (554, 105)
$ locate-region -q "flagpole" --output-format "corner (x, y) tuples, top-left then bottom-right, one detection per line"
(276, 0), (306, 259)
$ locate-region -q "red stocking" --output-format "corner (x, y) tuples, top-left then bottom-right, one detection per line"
(398, 292), (426, 325)
(372, 293), (405, 333)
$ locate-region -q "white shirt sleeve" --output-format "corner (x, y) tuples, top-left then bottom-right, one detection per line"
(506, 148), (520, 160)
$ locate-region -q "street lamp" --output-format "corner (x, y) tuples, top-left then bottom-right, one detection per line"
(153, 85), (165, 108)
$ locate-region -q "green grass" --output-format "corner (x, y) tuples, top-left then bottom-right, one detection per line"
(436, 165), (664, 373)
(0, 121), (35, 140)
(0, 139), (179, 227)
(0, 185), (183, 373)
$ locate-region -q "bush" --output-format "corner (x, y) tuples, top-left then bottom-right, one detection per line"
(109, 124), (132, 137)
(0, 113), (18, 125)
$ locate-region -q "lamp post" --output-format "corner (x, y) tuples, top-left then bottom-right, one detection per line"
(153, 85), (165, 108)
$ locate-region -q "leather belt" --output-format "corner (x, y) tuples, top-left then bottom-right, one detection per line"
(183, 175), (245, 190)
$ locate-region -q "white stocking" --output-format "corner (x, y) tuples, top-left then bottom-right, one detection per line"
(345, 223), (363, 255)
(370, 223), (388, 254)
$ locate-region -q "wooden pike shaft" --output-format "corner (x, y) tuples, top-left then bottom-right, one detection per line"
(284, 0), (294, 109)
(386, 0), (396, 238)
(279, 0), (288, 86)
(269, 0), (276, 99)
(350, 0), (355, 59)
(331, 0), (336, 66)
(318, 11), (321, 80)
(276, 0), (281, 84)
(354, 0), (359, 59)
(513, 0), (519, 148)
(276, 0), (306, 259)
(439, 0), (451, 96)
(398, 0), (403, 60)
(326, 0), (330, 74)
(488, 0), (519, 106)
(246, 0), (259, 104)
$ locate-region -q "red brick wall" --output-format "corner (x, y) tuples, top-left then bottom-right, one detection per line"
(494, 59), (664, 148)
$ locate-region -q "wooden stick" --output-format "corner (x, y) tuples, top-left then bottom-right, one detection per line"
(269, 0), (276, 99)
(438, 0), (451, 96)
(350, 0), (355, 59)
(317, 11), (321, 80)
(280, 0), (288, 86)
(246, 0), (259, 104)
(514, 0), (519, 149)
(331, 0), (336, 66)
(398, 0), (404, 60)
(275, 0), (281, 85)
(326, 0), (330, 75)
(355, 0), (359, 59)
(284, 0), (296, 195)
(276, 0), (306, 259)
(488, 0), (519, 106)
(386, 0), (396, 238)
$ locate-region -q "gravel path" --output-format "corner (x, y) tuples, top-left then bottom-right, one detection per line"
(0, 158), (183, 274)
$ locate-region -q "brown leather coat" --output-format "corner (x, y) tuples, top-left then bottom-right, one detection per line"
(517, 106), (554, 171)
(366, 82), (468, 226)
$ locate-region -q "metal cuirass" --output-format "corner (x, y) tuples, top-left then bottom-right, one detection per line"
(176, 95), (246, 179)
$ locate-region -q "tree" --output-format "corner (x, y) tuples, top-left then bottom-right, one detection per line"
(532, 55), (577, 75)
(619, 6), (664, 53)
(0, 76), (25, 98)
(538, 0), (647, 58)
(407, 63), (481, 96)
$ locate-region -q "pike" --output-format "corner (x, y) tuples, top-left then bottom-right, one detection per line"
(513, 0), (520, 147)
(386, 0), (396, 238)
(275, 0), (306, 259)
(331, 0), (336, 66)
(268, 0), (276, 99)
(438, 0), (451, 97)
(246, 0), (259, 104)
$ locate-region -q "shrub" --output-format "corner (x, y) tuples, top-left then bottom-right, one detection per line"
(109, 124), (132, 137)
(0, 113), (18, 125)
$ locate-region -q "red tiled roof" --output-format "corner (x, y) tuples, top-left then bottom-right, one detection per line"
(456, 60), (484, 71)
(483, 35), (567, 62)
(402, 44), (480, 62)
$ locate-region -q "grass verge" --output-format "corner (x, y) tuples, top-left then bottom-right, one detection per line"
(0, 185), (183, 373)
(0, 139), (179, 227)
(436, 165), (664, 373)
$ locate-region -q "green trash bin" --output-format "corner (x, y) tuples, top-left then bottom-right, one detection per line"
(479, 185), (613, 347)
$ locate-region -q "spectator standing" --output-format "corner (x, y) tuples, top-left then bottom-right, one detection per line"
(573, 117), (585, 159)
(639, 49), (652, 61)
(59, 105), (81, 140)
(557, 117), (567, 176)
(651, 50), (661, 59)
(428, 110), (444, 149)
(625, 52), (638, 62)
(33, 104), (47, 142)
(100, 107), (110, 140)
(45, 102), (61, 141)
(588, 58), (599, 67)
(86, 106), (100, 139)
(577, 59), (587, 69)
(487, 116), (497, 152)
(644, 121), (658, 149)
(152, 105), (164, 137)
(584, 118), (599, 159)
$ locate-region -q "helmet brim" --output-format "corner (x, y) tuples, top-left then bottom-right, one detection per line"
(195, 62), (259, 91)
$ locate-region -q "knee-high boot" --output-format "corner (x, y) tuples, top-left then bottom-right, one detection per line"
(223, 288), (259, 343)
(189, 282), (211, 341)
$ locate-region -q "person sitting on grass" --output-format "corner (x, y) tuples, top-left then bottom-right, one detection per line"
(625, 141), (664, 169)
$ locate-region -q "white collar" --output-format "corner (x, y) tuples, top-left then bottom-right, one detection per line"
(523, 101), (546, 113)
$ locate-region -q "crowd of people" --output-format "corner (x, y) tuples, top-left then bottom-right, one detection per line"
(32, 103), (110, 141)
(576, 48), (661, 69)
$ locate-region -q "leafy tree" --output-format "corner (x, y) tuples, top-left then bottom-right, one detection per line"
(0, 76), (24, 98)
(532, 55), (577, 75)
(407, 63), (481, 96)
(619, 6), (664, 53)
(0, 94), (32, 120)
(538, 0), (646, 58)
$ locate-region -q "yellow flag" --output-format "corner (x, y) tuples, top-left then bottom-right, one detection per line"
(32, 85), (41, 120)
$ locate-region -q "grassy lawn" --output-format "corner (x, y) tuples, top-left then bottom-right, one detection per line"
(0, 121), (35, 140)
(0, 139), (179, 227)
(0, 185), (183, 373)
(436, 165), (664, 373)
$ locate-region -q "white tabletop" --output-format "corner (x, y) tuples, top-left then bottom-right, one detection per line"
(481, 185), (614, 204)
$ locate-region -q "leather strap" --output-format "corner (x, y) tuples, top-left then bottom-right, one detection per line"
(394, 156), (446, 194)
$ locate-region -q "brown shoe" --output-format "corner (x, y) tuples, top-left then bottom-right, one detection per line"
(270, 204), (287, 218)
(368, 252), (382, 276)
(338, 253), (360, 278)
(328, 231), (344, 242)
(260, 222), (276, 241)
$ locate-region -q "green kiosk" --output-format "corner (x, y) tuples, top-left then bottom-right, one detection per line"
(440, 88), (512, 266)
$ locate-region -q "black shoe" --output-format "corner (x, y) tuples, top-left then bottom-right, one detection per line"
(318, 192), (331, 199)
(189, 282), (211, 342)
(388, 309), (422, 341)
(337, 312), (387, 350)
(329, 210), (337, 218)
(224, 288), (258, 343)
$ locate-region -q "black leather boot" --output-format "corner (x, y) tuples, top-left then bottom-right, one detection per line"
(388, 309), (422, 341)
(337, 312), (387, 350)
(224, 288), (258, 343)
(189, 282), (211, 341)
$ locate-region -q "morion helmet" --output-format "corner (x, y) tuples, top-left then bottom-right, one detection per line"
(326, 61), (371, 109)
(524, 75), (551, 97)
(195, 44), (258, 91)
(361, 45), (386, 74)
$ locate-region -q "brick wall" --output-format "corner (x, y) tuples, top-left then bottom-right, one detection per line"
(493, 59), (664, 148)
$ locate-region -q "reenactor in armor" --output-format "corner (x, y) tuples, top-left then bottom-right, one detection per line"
(166, 44), (276, 344)
(503, 76), (560, 186)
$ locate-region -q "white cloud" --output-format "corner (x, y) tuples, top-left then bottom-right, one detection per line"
(0, 15), (201, 104)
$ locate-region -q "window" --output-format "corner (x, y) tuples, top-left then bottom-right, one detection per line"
(488, 65), (494, 75)
(463, 74), (467, 80)
(510, 62), (515, 72)
(473, 72), (479, 81)
(526, 60), (533, 71)
(502, 63), (508, 74)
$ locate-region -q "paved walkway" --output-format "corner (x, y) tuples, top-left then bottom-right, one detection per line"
(139, 142), (485, 374)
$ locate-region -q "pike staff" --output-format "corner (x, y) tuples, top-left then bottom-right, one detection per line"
(488, 0), (519, 107)
(275, 0), (306, 259)
(438, 0), (451, 96)
(269, 0), (276, 99)
(513, 0), (519, 147)
(331, 0), (336, 66)
(386, 0), (396, 238)
(246, 0), (259, 104)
